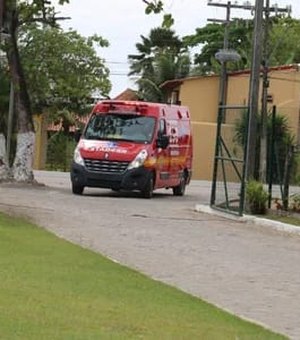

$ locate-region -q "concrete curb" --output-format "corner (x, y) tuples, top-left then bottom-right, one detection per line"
(195, 204), (300, 236)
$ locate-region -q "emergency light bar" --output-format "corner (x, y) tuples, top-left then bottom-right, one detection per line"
(96, 101), (150, 115)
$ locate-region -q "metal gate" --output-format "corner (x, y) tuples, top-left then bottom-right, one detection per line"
(210, 104), (249, 216)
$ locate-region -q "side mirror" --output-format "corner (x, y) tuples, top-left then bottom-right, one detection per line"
(74, 129), (82, 143)
(156, 135), (169, 149)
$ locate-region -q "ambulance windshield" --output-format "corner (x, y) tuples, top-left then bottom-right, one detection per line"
(84, 114), (156, 143)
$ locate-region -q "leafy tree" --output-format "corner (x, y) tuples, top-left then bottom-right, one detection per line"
(1, 0), (70, 181)
(142, 0), (173, 28)
(184, 16), (300, 75)
(129, 27), (190, 102)
(142, 0), (164, 14)
(19, 25), (110, 132)
(0, 0), (110, 181)
(183, 19), (254, 75)
(268, 16), (300, 65)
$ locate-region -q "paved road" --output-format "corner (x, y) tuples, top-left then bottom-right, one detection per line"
(1, 171), (300, 339)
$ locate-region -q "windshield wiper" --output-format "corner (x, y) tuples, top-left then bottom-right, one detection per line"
(84, 136), (110, 141)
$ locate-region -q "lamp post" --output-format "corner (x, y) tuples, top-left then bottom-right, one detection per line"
(215, 48), (241, 116)
(210, 48), (240, 207)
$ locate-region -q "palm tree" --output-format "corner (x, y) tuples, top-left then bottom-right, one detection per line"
(129, 27), (190, 102)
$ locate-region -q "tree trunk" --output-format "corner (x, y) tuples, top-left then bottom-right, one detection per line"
(6, 5), (35, 182)
(12, 131), (35, 181)
(0, 133), (10, 181)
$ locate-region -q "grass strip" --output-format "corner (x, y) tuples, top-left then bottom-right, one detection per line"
(0, 212), (287, 339)
(264, 213), (300, 227)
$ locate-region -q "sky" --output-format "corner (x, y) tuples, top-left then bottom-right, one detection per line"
(55, 0), (300, 98)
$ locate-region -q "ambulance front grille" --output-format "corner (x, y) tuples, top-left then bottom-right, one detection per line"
(84, 158), (129, 174)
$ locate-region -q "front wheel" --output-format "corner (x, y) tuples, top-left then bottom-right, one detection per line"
(141, 174), (154, 199)
(72, 183), (84, 195)
(172, 177), (186, 196)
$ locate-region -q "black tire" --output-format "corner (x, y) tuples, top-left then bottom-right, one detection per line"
(72, 183), (84, 195)
(141, 174), (154, 199)
(173, 177), (186, 196)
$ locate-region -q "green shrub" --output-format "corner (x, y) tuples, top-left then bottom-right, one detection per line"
(234, 110), (293, 182)
(246, 180), (269, 215)
(290, 193), (300, 212)
(46, 132), (76, 171)
(291, 152), (300, 185)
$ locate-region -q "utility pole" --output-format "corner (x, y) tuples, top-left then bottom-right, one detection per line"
(218, 1), (230, 111)
(245, 0), (291, 181)
(208, 1), (232, 112)
(245, 0), (264, 180)
(259, 0), (291, 182)
(259, 0), (270, 182)
(207, 1), (255, 112)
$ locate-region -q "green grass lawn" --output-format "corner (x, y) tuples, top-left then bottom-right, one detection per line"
(264, 213), (300, 226)
(0, 212), (286, 340)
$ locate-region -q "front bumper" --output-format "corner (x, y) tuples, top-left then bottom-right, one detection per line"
(71, 162), (152, 191)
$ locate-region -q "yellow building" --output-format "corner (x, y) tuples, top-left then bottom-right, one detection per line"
(161, 64), (300, 180)
(33, 113), (48, 170)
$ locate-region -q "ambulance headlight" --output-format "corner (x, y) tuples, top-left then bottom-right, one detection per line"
(74, 146), (84, 166)
(128, 149), (148, 170)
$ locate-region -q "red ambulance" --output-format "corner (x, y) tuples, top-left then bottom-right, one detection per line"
(71, 100), (193, 198)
